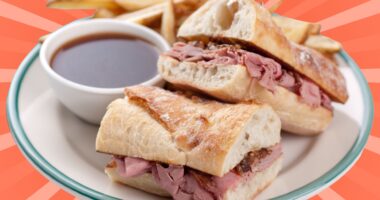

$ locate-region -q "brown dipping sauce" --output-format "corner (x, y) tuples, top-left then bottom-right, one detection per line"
(51, 33), (159, 88)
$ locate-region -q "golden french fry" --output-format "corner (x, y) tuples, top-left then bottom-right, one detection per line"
(116, 3), (165, 25)
(116, 0), (204, 32)
(93, 7), (126, 18)
(273, 15), (320, 44)
(47, 0), (120, 10)
(268, 0), (284, 12)
(115, 0), (191, 24)
(304, 35), (342, 53)
(94, 8), (117, 18)
(115, 0), (165, 11)
(308, 23), (321, 35)
(161, 0), (176, 44)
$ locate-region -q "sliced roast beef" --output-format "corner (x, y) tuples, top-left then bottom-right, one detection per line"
(321, 93), (333, 110)
(112, 144), (282, 200)
(244, 51), (282, 92)
(164, 42), (333, 110)
(298, 78), (322, 107)
(236, 143), (283, 175)
(277, 71), (296, 92)
(190, 171), (241, 199)
(114, 157), (151, 178)
(165, 42), (204, 62)
(152, 165), (214, 200)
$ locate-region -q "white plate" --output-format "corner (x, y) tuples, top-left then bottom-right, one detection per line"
(7, 45), (373, 200)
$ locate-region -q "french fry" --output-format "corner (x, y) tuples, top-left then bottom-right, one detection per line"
(304, 35), (342, 53)
(308, 23), (321, 35)
(115, 0), (165, 11)
(93, 7), (126, 18)
(273, 15), (319, 44)
(116, 0), (201, 25)
(116, 3), (165, 25)
(47, 0), (120, 10)
(161, 0), (176, 44)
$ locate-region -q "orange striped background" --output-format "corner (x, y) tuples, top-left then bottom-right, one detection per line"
(1, 0), (379, 199)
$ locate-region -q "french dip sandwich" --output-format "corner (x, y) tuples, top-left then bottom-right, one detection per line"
(158, 0), (349, 135)
(96, 86), (283, 199)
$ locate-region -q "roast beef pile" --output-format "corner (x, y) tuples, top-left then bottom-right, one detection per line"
(165, 42), (332, 110)
(112, 144), (282, 200)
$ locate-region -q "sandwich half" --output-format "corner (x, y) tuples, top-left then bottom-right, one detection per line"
(158, 0), (349, 135)
(96, 85), (282, 200)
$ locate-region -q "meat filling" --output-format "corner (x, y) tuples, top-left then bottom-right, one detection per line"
(164, 42), (333, 110)
(112, 144), (282, 200)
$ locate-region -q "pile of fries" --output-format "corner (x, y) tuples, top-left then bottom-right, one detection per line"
(47, 0), (342, 62)
(273, 15), (342, 62)
(48, 0), (207, 44)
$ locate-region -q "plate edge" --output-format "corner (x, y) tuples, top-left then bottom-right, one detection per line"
(6, 46), (374, 200)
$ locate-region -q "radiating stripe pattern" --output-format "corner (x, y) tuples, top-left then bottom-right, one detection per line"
(283, 0), (329, 17)
(361, 69), (380, 83)
(26, 182), (60, 200)
(265, 0), (282, 9)
(0, 69), (16, 83)
(0, 133), (15, 151)
(318, 187), (345, 200)
(0, 0), (379, 200)
(365, 136), (380, 155)
(0, 1), (62, 32)
(0, 1), (79, 199)
(319, 0), (380, 32)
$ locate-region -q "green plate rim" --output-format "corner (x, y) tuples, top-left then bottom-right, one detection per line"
(6, 44), (374, 200)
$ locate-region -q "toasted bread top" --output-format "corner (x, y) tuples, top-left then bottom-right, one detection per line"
(96, 86), (281, 176)
(177, 0), (348, 103)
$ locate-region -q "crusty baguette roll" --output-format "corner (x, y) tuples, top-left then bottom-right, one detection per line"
(158, 56), (333, 135)
(96, 86), (281, 177)
(105, 157), (283, 200)
(177, 0), (348, 103)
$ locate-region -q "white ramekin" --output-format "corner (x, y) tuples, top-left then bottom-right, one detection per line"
(40, 19), (170, 124)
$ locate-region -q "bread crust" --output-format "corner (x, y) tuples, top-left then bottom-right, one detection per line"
(96, 86), (281, 176)
(158, 56), (333, 135)
(96, 98), (187, 165)
(177, 0), (348, 103)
